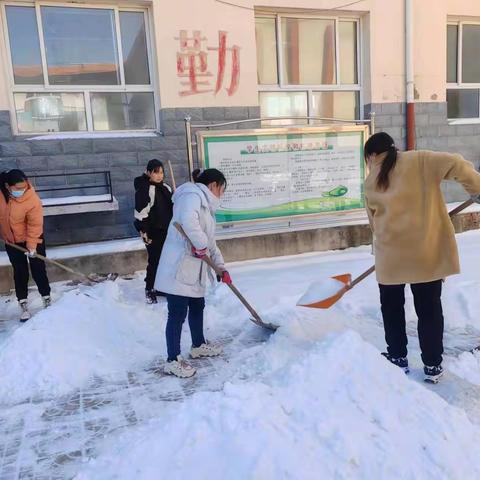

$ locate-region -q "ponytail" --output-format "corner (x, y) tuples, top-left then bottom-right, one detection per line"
(192, 168), (227, 189)
(192, 169), (201, 182)
(364, 132), (398, 191)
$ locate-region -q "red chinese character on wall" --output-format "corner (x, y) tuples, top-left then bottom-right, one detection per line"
(176, 30), (240, 97)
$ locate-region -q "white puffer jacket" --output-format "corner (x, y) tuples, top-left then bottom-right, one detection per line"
(154, 182), (225, 298)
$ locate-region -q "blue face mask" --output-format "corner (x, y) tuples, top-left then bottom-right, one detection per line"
(10, 189), (26, 198)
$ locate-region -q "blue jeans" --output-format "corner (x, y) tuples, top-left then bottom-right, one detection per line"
(166, 294), (206, 361)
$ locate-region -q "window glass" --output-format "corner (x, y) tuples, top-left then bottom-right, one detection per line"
(41, 6), (121, 85)
(5, 6), (43, 84)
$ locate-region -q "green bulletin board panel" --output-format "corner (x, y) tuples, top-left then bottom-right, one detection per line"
(197, 126), (368, 223)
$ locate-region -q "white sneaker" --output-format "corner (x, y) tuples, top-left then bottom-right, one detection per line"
(19, 300), (31, 322)
(190, 341), (223, 359)
(42, 295), (51, 308)
(164, 356), (196, 378)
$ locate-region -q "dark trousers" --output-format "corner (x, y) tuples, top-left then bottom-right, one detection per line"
(145, 229), (167, 291)
(166, 294), (205, 361)
(5, 240), (51, 302)
(379, 280), (444, 367)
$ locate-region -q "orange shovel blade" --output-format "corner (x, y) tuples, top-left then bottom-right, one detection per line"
(299, 273), (352, 309)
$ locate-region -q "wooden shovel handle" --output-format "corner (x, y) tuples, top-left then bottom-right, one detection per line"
(167, 160), (177, 191)
(3, 240), (94, 282)
(448, 198), (474, 217)
(349, 265), (376, 289)
(173, 222), (265, 324)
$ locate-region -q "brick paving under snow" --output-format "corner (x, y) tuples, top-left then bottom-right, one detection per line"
(0, 324), (271, 480)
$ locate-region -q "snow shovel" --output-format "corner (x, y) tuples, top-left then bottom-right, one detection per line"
(2, 240), (118, 285)
(298, 198), (475, 309)
(173, 222), (278, 331)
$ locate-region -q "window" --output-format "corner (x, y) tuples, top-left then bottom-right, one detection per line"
(255, 15), (360, 125)
(3, 4), (156, 133)
(447, 22), (480, 120)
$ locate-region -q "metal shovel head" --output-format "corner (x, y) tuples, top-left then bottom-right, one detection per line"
(297, 274), (352, 309)
(84, 272), (119, 285)
(66, 272), (119, 287)
(249, 317), (278, 331)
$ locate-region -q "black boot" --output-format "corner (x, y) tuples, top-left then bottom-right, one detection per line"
(381, 352), (409, 373)
(424, 364), (444, 384)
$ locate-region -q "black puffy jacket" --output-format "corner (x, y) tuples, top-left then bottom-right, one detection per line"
(133, 174), (173, 235)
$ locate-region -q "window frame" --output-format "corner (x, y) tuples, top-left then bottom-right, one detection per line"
(447, 20), (480, 124)
(256, 13), (363, 124)
(1, 1), (159, 135)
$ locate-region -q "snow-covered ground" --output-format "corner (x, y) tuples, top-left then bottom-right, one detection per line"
(2, 231), (480, 479)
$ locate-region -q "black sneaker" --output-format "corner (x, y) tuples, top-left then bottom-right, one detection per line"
(145, 289), (158, 304)
(381, 352), (409, 373)
(424, 364), (444, 384)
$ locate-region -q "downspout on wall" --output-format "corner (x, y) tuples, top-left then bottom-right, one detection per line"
(405, 0), (415, 150)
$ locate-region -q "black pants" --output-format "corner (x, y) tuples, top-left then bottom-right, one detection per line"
(145, 229), (167, 291)
(379, 280), (444, 367)
(5, 240), (51, 301)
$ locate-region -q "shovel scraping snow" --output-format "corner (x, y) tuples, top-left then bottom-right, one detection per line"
(298, 198), (474, 309)
(2, 240), (118, 286)
(174, 222), (278, 331)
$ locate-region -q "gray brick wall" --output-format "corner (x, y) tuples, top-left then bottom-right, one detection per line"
(3, 100), (476, 246)
(415, 102), (480, 202)
(365, 101), (480, 202)
(0, 106), (259, 245)
(364, 103), (406, 149)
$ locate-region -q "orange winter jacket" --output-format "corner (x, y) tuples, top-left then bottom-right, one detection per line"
(0, 183), (44, 250)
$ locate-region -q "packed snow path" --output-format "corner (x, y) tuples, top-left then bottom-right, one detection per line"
(0, 325), (270, 479)
(2, 231), (480, 478)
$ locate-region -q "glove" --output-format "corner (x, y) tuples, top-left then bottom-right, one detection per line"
(471, 194), (480, 204)
(216, 270), (232, 285)
(25, 249), (36, 258)
(191, 246), (208, 259)
(140, 231), (152, 245)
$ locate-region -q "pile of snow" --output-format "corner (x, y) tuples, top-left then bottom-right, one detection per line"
(296, 277), (347, 306)
(449, 350), (480, 386)
(2, 230), (480, 478)
(0, 281), (164, 404)
(77, 331), (480, 480)
(0, 275), (279, 405)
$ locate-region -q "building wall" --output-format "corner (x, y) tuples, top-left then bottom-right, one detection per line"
(152, 0), (258, 108)
(152, 0), (408, 107)
(0, 105), (260, 245)
(0, 0), (480, 246)
(1, 0), (477, 117)
(0, 0), (262, 244)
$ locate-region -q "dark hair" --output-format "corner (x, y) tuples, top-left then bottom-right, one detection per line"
(0, 169), (28, 202)
(5, 169), (28, 186)
(364, 132), (397, 191)
(146, 159), (164, 173)
(192, 168), (227, 189)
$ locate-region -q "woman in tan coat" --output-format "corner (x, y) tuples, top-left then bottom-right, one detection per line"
(364, 132), (480, 383)
(0, 169), (51, 321)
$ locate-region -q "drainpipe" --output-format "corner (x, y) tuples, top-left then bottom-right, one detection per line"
(405, 0), (415, 150)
